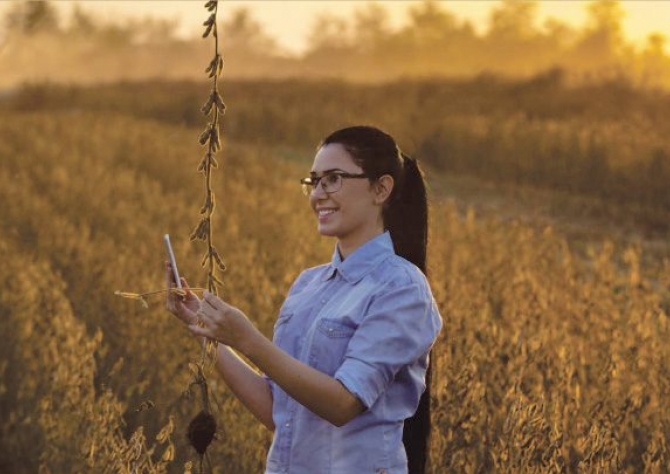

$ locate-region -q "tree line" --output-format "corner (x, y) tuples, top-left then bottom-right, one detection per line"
(2, 0), (670, 87)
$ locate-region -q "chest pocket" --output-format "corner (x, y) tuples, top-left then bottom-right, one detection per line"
(309, 317), (357, 376)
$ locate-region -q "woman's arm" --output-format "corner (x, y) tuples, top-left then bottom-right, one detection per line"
(192, 292), (365, 427)
(212, 344), (275, 431)
(241, 330), (365, 427)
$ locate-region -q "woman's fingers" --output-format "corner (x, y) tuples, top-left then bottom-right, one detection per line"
(165, 261), (177, 288)
(165, 262), (177, 312)
(202, 291), (226, 311)
(188, 323), (211, 340)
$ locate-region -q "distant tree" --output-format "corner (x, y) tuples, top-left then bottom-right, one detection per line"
(482, 0), (565, 76)
(352, 2), (391, 54)
(222, 8), (279, 56)
(571, 0), (626, 70)
(4, 0), (59, 35)
(69, 4), (96, 36)
(640, 33), (670, 88)
(488, 0), (539, 42)
(127, 16), (179, 45)
(543, 17), (579, 51)
(405, 0), (462, 46)
(396, 0), (479, 76)
(305, 13), (352, 54)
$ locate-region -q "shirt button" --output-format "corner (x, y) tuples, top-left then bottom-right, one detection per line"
(321, 298), (326, 304)
(285, 422), (291, 427)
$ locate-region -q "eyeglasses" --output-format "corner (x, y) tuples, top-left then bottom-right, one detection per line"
(300, 171), (368, 195)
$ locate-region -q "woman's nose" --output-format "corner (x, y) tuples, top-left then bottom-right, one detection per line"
(311, 181), (329, 198)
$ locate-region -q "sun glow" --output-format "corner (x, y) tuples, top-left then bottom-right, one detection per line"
(2, 1), (666, 55)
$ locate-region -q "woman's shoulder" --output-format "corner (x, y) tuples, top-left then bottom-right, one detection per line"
(288, 263), (331, 293)
(375, 254), (430, 291)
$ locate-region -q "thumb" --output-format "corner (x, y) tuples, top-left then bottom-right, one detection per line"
(180, 277), (196, 298)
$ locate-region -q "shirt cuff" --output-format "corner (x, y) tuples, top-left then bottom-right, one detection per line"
(334, 357), (386, 409)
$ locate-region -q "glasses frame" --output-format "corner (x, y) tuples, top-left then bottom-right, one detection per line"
(300, 171), (369, 196)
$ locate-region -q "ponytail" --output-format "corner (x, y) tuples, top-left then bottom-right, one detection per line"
(386, 154), (432, 474)
(320, 127), (434, 474)
(384, 154), (427, 273)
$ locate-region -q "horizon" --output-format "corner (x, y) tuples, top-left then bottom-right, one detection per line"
(0, 1), (668, 55)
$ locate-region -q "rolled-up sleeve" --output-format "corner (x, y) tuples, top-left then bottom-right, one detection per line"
(334, 280), (441, 409)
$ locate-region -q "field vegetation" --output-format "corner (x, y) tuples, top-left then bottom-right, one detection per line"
(4, 78), (670, 229)
(0, 77), (669, 473)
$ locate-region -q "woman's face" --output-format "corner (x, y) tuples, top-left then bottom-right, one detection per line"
(309, 143), (386, 256)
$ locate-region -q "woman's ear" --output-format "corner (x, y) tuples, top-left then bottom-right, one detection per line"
(373, 175), (394, 205)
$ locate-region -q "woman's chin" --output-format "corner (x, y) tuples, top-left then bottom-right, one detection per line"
(317, 223), (338, 237)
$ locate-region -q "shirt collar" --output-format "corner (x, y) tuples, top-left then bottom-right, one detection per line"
(322, 231), (395, 283)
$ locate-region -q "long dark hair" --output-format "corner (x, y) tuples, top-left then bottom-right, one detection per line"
(321, 125), (432, 474)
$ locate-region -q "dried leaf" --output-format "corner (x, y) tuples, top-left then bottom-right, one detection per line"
(211, 248), (226, 272)
(135, 400), (155, 413)
(156, 416), (175, 443)
(211, 273), (224, 287)
(200, 193), (213, 215)
(190, 218), (210, 241)
(202, 22), (214, 38)
(214, 92), (226, 113)
(161, 444), (175, 462)
(188, 363), (200, 376)
(204, 0), (217, 12)
(201, 96), (214, 115)
(214, 252), (226, 272)
(198, 126), (211, 145)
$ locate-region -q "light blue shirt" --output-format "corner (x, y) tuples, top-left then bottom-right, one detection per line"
(265, 232), (442, 474)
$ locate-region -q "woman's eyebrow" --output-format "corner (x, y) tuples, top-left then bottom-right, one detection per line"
(309, 168), (346, 176)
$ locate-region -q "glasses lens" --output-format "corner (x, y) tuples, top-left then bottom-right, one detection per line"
(321, 173), (341, 193)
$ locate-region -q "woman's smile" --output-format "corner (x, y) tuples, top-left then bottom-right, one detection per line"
(316, 207), (338, 222)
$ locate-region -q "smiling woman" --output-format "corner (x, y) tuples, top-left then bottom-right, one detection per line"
(166, 125), (442, 474)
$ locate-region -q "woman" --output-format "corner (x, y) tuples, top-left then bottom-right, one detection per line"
(167, 125), (442, 474)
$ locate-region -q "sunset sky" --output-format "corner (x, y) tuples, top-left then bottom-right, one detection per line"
(1, 1), (669, 54)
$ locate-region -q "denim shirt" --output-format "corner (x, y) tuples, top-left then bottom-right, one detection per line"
(265, 232), (442, 474)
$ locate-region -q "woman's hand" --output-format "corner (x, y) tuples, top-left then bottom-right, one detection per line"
(189, 291), (258, 353)
(165, 261), (200, 326)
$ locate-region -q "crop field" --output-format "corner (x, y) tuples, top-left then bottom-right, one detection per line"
(1, 80), (669, 473)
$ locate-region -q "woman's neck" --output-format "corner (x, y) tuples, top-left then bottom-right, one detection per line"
(337, 228), (384, 260)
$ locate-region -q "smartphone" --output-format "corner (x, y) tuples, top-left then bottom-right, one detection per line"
(163, 233), (182, 289)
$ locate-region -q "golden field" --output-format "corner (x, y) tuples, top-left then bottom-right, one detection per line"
(0, 80), (669, 473)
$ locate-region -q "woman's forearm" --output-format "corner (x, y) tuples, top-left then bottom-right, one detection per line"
(214, 343), (275, 431)
(188, 292), (363, 427)
(240, 331), (364, 427)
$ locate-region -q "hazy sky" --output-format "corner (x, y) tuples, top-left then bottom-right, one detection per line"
(2, 1), (669, 54)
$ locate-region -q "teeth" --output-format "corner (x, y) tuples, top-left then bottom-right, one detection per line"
(318, 209), (336, 216)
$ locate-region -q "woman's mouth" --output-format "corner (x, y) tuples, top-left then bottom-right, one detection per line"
(317, 208), (337, 222)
